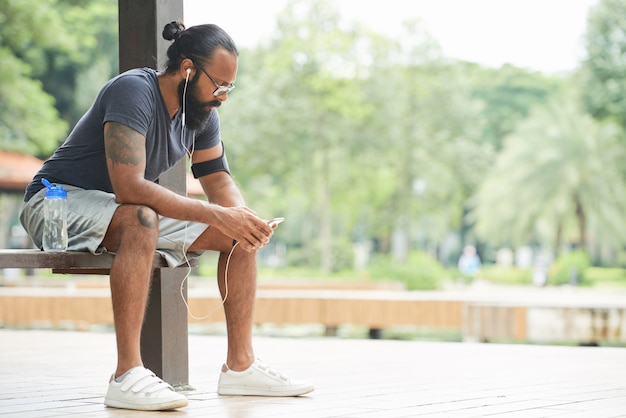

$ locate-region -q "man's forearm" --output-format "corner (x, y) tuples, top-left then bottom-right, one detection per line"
(200, 171), (246, 208)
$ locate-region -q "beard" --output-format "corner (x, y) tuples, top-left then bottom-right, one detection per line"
(178, 76), (221, 131)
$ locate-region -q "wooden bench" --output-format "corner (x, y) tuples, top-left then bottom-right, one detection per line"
(0, 249), (170, 274)
(0, 248), (196, 389)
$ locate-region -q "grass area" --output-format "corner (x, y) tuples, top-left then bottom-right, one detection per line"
(586, 266), (626, 289)
(478, 265), (533, 285)
(477, 262), (626, 290)
(258, 251), (451, 291)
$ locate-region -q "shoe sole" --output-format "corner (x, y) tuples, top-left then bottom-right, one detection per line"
(217, 385), (314, 397)
(104, 397), (188, 411)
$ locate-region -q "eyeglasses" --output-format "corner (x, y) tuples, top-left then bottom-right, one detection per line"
(194, 62), (235, 96)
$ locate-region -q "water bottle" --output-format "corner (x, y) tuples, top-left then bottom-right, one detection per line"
(42, 178), (68, 252)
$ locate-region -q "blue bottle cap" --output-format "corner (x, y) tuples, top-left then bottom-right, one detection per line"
(42, 178), (67, 198)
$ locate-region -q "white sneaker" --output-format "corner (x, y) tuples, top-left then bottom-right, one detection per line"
(217, 359), (314, 397)
(104, 366), (188, 411)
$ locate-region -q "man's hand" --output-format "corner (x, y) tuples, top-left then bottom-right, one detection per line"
(213, 206), (274, 252)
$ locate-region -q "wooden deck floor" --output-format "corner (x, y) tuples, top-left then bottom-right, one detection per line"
(0, 329), (625, 417)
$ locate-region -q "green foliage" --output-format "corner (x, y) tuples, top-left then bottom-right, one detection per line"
(383, 326), (463, 342)
(549, 250), (591, 286)
(0, 0), (117, 156)
(0, 48), (68, 155)
(479, 266), (532, 285)
(285, 236), (354, 273)
(0, 0), (71, 155)
(580, 0), (626, 129)
(220, 0), (626, 270)
(586, 266), (626, 288)
(42, 0), (118, 125)
(462, 63), (563, 150)
(472, 95), (626, 256)
(0, 0), (77, 60)
(367, 251), (447, 290)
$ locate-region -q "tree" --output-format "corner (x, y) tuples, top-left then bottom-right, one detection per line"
(0, 0), (70, 155)
(462, 63), (563, 151)
(0, 0), (118, 157)
(580, 0), (626, 129)
(41, 0), (118, 126)
(220, 0), (619, 272)
(222, 1), (505, 269)
(357, 21), (492, 261)
(472, 95), (626, 260)
(222, 0), (371, 272)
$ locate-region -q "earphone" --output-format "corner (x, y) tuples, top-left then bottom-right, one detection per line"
(182, 68), (190, 128)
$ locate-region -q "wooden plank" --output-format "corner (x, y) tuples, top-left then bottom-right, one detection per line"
(514, 306), (527, 340)
(0, 249), (170, 270)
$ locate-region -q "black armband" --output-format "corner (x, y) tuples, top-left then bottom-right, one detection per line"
(191, 142), (231, 178)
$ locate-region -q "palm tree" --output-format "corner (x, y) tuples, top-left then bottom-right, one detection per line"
(472, 96), (626, 258)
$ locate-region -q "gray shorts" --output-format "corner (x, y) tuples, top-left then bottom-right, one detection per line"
(20, 185), (209, 267)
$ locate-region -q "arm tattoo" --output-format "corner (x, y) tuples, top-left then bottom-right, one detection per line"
(104, 122), (145, 167)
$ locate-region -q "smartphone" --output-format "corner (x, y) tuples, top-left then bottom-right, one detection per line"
(268, 217), (285, 228)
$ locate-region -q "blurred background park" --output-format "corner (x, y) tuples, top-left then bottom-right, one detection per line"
(1, 0), (626, 342)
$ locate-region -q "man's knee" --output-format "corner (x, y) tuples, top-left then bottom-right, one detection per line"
(112, 204), (158, 229)
(135, 206), (158, 230)
(104, 204), (159, 251)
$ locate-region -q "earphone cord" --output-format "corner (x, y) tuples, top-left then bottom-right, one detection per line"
(178, 73), (229, 320)
(179, 241), (237, 321)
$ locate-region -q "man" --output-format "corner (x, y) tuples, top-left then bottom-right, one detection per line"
(20, 21), (313, 411)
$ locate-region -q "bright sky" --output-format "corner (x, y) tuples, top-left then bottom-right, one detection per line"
(184, 0), (599, 74)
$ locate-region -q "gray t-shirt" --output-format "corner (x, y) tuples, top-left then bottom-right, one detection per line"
(24, 68), (220, 201)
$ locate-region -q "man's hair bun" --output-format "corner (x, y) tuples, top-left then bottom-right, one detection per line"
(162, 20), (186, 41)
(162, 22), (238, 74)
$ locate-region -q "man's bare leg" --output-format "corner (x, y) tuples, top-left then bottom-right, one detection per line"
(189, 229), (258, 371)
(101, 205), (159, 378)
(187, 225), (314, 396)
(218, 246), (258, 370)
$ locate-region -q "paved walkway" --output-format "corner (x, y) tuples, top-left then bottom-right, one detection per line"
(1, 329), (625, 417)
